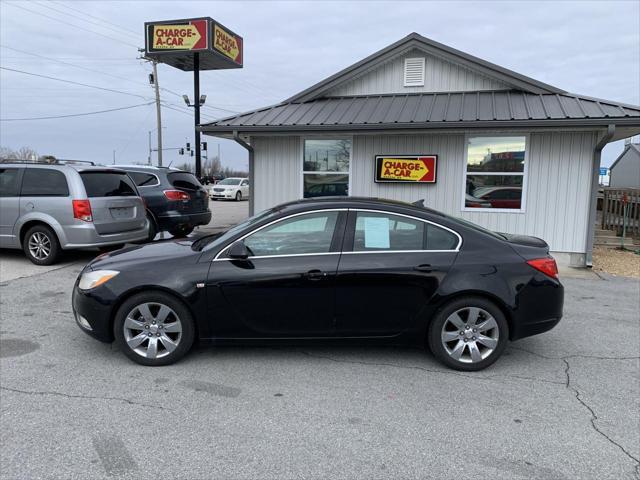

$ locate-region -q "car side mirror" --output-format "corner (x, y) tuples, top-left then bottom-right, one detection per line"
(228, 240), (250, 259)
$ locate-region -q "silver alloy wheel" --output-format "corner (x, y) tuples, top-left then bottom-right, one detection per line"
(28, 232), (51, 260)
(441, 307), (499, 364)
(123, 302), (183, 359)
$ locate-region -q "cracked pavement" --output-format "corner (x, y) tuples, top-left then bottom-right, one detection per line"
(1, 241), (639, 479)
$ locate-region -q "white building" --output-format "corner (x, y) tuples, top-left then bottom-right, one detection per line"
(609, 143), (640, 188)
(202, 33), (640, 266)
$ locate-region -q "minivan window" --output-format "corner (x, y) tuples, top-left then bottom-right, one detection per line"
(80, 171), (137, 197)
(128, 171), (158, 187)
(21, 169), (69, 197)
(168, 172), (201, 191)
(0, 168), (20, 197)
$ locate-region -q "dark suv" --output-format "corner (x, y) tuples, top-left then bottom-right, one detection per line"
(120, 166), (211, 241)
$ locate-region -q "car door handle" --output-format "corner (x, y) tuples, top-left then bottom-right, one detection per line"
(414, 264), (437, 273)
(304, 269), (327, 280)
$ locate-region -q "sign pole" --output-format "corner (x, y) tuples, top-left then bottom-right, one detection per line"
(194, 52), (202, 178)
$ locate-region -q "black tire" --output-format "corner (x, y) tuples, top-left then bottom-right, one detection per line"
(235, 191), (242, 201)
(114, 291), (195, 366)
(427, 296), (509, 371)
(169, 225), (194, 238)
(146, 213), (158, 242)
(22, 224), (61, 266)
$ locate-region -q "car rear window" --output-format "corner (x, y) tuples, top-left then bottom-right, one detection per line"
(21, 168), (69, 196)
(80, 171), (137, 197)
(128, 171), (159, 187)
(168, 172), (201, 191)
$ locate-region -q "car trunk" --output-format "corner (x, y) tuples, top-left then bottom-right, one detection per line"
(167, 172), (209, 214)
(501, 232), (550, 260)
(79, 171), (146, 234)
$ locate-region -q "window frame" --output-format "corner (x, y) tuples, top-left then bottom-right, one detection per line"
(214, 209), (348, 261)
(343, 209), (462, 254)
(461, 133), (529, 214)
(300, 136), (353, 199)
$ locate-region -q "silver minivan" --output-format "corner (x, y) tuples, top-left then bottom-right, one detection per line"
(0, 162), (148, 265)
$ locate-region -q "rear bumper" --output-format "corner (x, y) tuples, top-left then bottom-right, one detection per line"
(156, 211), (212, 230)
(62, 223), (149, 249)
(510, 276), (564, 340)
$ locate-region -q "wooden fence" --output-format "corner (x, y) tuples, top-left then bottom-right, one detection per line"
(601, 188), (640, 237)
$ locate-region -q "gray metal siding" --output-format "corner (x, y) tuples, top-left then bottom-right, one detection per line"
(609, 147), (640, 188)
(252, 131), (597, 254)
(326, 49), (509, 97)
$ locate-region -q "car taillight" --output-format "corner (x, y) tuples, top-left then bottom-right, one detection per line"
(163, 190), (190, 201)
(527, 257), (559, 279)
(72, 199), (93, 222)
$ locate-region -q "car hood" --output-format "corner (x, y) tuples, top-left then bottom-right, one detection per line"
(88, 240), (198, 270)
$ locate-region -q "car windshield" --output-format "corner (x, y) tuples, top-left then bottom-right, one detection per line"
(218, 178), (241, 185)
(192, 207), (281, 251)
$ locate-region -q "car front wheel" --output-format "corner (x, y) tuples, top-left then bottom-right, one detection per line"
(428, 297), (508, 371)
(235, 191), (242, 201)
(114, 292), (195, 366)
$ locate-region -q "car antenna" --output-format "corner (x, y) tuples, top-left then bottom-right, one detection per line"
(412, 199), (425, 207)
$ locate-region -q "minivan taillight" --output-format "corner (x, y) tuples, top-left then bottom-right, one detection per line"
(163, 190), (190, 201)
(527, 257), (559, 279)
(73, 199), (93, 222)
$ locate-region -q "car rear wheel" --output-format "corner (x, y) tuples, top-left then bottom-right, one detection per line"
(23, 225), (61, 266)
(169, 225), (194, 238)
(235, 191), (242, 201)
(428, 297), (508, 371)
(114, 292), (195, 366)
(146, 213), (158, 242)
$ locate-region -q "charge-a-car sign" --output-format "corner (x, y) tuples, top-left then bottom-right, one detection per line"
(374, 155), (437, 183)
(213, 23), (242, 65)
(150, 19), (208, 51)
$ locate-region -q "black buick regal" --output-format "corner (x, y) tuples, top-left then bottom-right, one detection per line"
(72, 197), (563, 371)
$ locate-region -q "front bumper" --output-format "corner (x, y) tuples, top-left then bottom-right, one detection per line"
(72, 278), (116, 343)
(210, 190), (236, 199)
(156, 210), (212, 230)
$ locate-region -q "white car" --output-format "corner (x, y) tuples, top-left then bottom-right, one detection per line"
(209, 177), (249, 201)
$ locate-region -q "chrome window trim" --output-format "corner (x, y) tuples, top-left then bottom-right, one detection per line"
(213, 208), (348, 261)
(350, 208), (462, 252)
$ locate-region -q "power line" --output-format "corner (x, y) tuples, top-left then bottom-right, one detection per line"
(0, 66), (152, 100)
(50, 0), (140, 37)
(1, 102), (154, 121)
(6, 2), (140, 49)
(37, 1), (140, 40)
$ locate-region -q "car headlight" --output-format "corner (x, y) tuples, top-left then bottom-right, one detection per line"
(78, 270), (119, 290)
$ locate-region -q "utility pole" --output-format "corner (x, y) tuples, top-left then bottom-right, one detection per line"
(112, 150), (116, 165)
(148, 130), (152, 165)
(151, 60), (163, 167)
(193, 53), (201, 178)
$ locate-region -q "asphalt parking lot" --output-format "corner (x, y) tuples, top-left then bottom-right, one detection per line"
(1, 199), (639, 480)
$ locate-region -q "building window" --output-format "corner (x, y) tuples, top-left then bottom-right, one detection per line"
(303, 139), (350, 198)
(464, 136), (526, 211)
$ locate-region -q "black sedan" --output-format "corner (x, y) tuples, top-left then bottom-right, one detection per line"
(72, 197), (563, 371)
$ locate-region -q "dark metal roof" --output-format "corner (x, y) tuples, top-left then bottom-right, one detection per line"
(200, 91), (640, 134)
(285, 33), (565, 103)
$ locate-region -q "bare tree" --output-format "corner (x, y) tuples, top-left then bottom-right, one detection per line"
(0, 145), (39, 160)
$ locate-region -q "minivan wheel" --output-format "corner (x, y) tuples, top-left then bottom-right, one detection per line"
(114, 292), (195, 366)
(23, 225), (61, 266)
(235, 191), (242, 201)
(427, 297), (508, 371)
(169, 225), (194, 238)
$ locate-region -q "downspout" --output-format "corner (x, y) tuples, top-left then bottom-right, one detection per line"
(585, 124), (615, 267)
(232, 130), (255, 216)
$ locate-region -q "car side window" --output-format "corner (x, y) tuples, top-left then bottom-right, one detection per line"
(243, 211), (339, 257)
(0, 168), (21, 197)
(353, 212), (459, 251)
(241, 180), (249, 186)
(129, 172), (158, 187)
(21, 169), (69, 196)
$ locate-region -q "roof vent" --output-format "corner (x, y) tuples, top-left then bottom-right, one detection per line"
(404, 57), (425, 87)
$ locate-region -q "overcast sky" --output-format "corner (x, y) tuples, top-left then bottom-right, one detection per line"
(1, 0), (638, 170)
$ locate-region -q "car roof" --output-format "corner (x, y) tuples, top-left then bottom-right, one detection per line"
(115, 164), (185, 172)
(275, 196), (445, 217)
(0, 161), (128, 173)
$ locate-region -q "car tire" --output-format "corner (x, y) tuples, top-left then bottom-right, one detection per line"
(235, 191), (242, 201)
(169, 226), (194, 238)
(146, 213), (158, 242)
(114, 291), (195, 366)
(23, 224), (61, 266)
(427, 296), (509, 371)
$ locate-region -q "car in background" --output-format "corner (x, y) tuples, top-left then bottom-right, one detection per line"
(473, 186), (522, 209)
(72, 197), (563, 371)
(464, 193), (492, 208)
(0, 161), (148, 265)
(305, 182), (348, 198)
(119, 166), (212, 240)
(209, 177), (249, 201)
